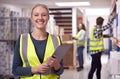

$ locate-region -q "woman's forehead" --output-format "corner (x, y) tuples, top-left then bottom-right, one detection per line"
(32, 4), (49, 13)
(33, 6), (47, 12)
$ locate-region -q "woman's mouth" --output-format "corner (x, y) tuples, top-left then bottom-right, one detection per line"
(36, 19), (44, 25)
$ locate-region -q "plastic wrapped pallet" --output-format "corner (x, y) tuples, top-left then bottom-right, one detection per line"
(0, 42), (14, 76)
(108, 51), (120, 79)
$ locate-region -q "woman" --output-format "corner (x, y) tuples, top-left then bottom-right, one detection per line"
(12, 4), (64, 79)
(73, 23), (86, 71)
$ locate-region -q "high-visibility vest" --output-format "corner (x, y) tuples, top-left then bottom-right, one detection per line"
(75, 30), (86, 46)
(19, 33), (61, 79)
(89, 26), (104, 51)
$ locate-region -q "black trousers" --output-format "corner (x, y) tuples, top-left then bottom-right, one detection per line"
(88, 52), (102, 79)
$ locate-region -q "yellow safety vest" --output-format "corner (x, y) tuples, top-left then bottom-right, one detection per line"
(19, 33), (61, 79)
(75, 30), (86, 46)
(89, 26), (104, 51)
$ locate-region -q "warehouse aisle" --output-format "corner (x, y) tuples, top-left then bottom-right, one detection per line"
(61, 54), (110, 79)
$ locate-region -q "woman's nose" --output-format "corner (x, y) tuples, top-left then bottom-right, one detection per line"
(38, 15), (43, 19)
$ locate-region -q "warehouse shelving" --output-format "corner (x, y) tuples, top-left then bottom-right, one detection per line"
(0, 6), (32, 79)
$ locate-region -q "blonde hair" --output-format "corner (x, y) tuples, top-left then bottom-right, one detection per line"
(31, 4), (49, 16)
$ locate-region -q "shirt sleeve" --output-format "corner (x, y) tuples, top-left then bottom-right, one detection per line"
(103, 34), (113, 38)
(78, 30), (86, 41)
(12, 36), (33, 76)
(94, 16), (114, 38)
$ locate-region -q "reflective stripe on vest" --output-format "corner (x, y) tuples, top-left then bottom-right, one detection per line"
(89, 26), (104, 51)
(75, 30), (85, 46)
(19, 33), (60, 79)
(22, 34), (30, 67)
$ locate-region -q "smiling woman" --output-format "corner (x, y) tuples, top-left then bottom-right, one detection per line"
(31, 4), (50, 39)
(12, 4), (64, 79)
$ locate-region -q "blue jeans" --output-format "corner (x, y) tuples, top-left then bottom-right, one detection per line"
(77, 46), (84, 67)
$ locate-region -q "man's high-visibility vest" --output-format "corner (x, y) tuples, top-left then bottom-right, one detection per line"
(19, 33), (61, 79)
(89, 26), (104, 51)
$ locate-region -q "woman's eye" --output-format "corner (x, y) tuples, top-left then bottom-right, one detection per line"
(42, 14), (47, 16)
(34, 14), (39, 16)
(33, 13), (48, 17)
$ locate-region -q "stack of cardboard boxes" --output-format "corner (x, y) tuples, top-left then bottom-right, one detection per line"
(61, 34), (77, 69)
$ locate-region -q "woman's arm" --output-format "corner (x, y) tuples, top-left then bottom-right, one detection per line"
(12, 36), (33, 76)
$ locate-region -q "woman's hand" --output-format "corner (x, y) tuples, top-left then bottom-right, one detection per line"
(46, 55), (61, 71)
(52, 55), (61, 70)
(31, 63), (50, 74)
(72, 37), (78, 40)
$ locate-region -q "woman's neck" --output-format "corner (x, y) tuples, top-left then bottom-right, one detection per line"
(31, 29), (47, 40)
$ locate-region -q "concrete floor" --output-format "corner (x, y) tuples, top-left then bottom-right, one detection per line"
(0, 54), (116, 79)
(60, 54), (112, 79)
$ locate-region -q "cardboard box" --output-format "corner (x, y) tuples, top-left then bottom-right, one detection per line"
(63, 44), (74, 67)
(62, 34), (72, 41)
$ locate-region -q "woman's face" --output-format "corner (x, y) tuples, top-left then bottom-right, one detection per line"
(78, 24), (82, 30)
(31, 6), (49, 30)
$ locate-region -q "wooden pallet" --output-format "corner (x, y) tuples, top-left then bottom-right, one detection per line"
(64, 66), (75, 70)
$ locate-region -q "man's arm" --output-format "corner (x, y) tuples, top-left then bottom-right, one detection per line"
(103, 34), (113, 38)
(94, 15), (115, 38)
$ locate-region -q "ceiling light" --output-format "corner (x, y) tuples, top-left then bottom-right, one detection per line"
(85, 8), (110, 16)
(55, 2), (90, 7)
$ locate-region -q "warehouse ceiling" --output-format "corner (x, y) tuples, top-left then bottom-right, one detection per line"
(0, 0), (113, 34)
(0, 0), (112, 9)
